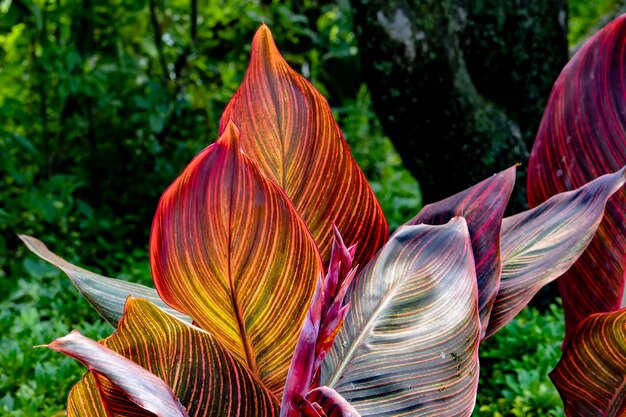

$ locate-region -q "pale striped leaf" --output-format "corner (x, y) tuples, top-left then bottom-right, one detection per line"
(59, 298), (279, 416)
(19, 235), (189, 327)
(527, 14), (626, 346)
(407, 166), (515, 336)
(49, 330), (188, 417)
(321, 218), (480, 416)
(219, 25), (388, 269)
(150, 121), (323, 396)
(487, 167), (626, 339)
(549, 309), (626, 416)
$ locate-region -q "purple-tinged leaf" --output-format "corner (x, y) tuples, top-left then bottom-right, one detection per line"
(281, 276), (324, 417)
(322, 218), (480, 416)
(487, 167), (626, 339)
(407, 166), (515, 336)
(527, 14), (626, 346)
(48, 330), (188, 417)
(550, 309), (626, 416)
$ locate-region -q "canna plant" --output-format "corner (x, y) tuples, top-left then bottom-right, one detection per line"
(527, 14), (626, 416)
(21, 16), (626, 417)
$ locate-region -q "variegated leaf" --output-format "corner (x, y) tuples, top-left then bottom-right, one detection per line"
(550, 308), (626, 416)
(407, 166), (515, 335)
(321, 218), (480, 416)
(59, 298), (279, 416)
(219, 25), (388, 268)
(49, 330), (188, 417)
(527, 14), (626, 345)
(19, 235), (189, 327)
(150, 121), (323, 395)
(487, 167), (626, 339)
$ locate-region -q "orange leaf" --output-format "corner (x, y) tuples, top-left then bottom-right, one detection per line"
(219, 25), (388, 268)
(150, 122), (323, 395)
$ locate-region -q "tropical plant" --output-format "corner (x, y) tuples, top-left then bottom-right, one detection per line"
(527, 14), (626, 416)
(21, 16), (626, 416)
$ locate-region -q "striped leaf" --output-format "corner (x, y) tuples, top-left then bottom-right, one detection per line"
(321, 218), (480, 416)
(407, 166), (515, 335)
(18, 235), (189, 327)
(150, 121), (323, 395)
(304, 387), (361, 417)
(67, 375), (107, 417)
(549, 309), (626, 416)
(487, 167), (626, 339)
(49, 330), (188, 417)
(219, 25), (388, 268)
(59, 298), (279, 417)
(527, 14), (626, 345)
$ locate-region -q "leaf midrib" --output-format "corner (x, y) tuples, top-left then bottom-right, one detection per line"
(228, 152), (258, 375)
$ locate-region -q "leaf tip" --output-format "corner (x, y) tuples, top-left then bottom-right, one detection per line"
(218, 119), (242, 150)
(251, 23), (281, 65)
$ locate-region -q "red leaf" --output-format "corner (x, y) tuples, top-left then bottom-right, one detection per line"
(527, 14), (626, 346)
(219, 25), (388, 268)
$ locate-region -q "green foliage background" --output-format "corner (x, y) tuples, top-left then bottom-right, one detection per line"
(0, 0), (619, 415)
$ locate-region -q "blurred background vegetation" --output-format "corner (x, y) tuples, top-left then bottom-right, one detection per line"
(0, 0), (624, 415)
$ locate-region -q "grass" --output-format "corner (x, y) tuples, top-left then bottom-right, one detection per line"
(0, 252), (150, 416)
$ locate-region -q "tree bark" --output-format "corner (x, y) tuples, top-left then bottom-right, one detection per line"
(352, 0), (568, 210)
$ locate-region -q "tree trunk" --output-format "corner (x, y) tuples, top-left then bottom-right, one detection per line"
(352, 0), (568, 210)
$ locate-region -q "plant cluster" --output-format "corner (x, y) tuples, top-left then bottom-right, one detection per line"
(21, 15), (626, 417)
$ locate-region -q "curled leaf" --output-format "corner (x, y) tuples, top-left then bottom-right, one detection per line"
(49, 330), (188, 417)
(305, 387), (361, 417)
(488, 167), (626, 339)
(408, 166), (515, 335)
